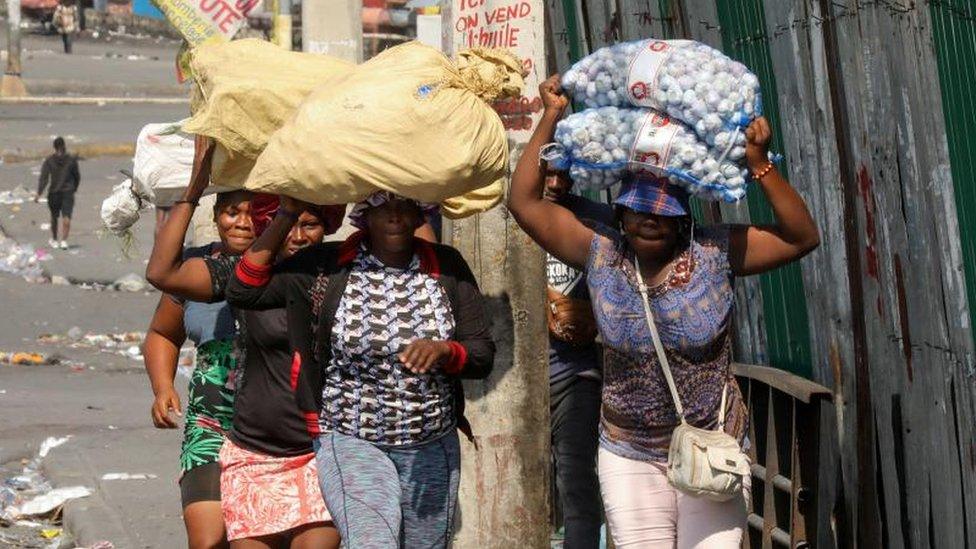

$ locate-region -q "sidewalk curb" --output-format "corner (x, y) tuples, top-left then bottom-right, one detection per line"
(19, 79), (188, 99)
(42, 444), (137, 548)
(2, 142), (135, 163)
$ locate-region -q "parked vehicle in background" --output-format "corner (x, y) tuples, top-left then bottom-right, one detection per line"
(20, 0), (60, 27)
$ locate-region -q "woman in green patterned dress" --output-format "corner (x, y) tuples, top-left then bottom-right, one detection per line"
(143, 140), (255, 549)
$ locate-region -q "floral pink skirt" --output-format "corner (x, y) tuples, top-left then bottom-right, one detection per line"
(218, 439), (331, 540)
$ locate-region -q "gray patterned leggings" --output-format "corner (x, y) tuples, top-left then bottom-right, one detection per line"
(314, 431), (461, 548)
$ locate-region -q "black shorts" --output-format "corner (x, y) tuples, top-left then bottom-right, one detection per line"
(179, 461), (221, 507)
(47, 192), (75, 219)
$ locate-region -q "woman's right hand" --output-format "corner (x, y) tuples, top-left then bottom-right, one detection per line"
(151, 386), (182, 429)
(539, 74), (569, 116)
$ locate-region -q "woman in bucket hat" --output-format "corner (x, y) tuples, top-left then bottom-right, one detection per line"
(508, 74), (820, 548)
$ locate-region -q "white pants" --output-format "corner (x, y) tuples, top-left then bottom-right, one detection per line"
(599, 448), (750, 548)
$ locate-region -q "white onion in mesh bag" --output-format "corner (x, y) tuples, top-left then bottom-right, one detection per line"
(542, 107), (748, 202)
(561, 39), (760, 161)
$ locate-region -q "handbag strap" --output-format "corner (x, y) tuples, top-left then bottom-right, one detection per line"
(634, 255), (685, 420)
(634, 255), (729, 428)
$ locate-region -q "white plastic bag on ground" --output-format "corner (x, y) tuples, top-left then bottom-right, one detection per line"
(561, 39), (760, 160)
(11, 486), (91, 518)
(543, 107), (748, 202)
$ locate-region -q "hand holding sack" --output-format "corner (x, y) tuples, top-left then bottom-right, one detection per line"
(244, 42), (525, 208)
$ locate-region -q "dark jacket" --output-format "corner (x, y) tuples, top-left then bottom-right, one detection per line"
(225, 232), (495, 436)
(37, 153), (80, 196)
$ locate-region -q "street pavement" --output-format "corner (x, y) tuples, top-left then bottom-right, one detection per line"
(0, 102), (189, 156)
(1, 102), (186, 282)
(1, 25), (193, 549)
(1, 21), (189, 97)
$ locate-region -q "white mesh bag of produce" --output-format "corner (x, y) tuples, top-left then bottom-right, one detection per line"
(560, 39), (760, 162)
(542, 107), (748, 202)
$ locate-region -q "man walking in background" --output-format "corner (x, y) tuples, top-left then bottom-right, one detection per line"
(544, 168), (612, 548)
(35, 137), (80, 249)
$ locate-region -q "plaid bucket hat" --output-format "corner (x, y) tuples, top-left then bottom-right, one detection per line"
(614, 175), (690, 217)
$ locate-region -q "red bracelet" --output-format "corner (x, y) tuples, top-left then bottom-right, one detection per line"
(751, 161), (775, 181)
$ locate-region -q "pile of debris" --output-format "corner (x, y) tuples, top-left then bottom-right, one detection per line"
(0, 437), (91, 548)
(0, 234), (51, 284)
(37, 329), (145, 362)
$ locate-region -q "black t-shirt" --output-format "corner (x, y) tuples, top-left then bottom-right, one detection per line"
(204, 255), (313, 456)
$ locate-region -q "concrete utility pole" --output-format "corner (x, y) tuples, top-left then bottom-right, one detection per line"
(301, 0), (361, 62)
(2, 0), (28, 97)
(301, 0), (361, 242)
(272, 0), (291, 50)
(442, 0), (552, 546)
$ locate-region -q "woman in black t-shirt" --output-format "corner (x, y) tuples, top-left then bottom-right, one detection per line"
(145, 139), (345, 549)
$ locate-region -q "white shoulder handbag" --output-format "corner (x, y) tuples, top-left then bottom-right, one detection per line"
(634, 257), (750, 502)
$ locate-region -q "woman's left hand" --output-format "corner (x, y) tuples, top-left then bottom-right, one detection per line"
(745, 116), (773, 170)
(399, 339), (452, 374)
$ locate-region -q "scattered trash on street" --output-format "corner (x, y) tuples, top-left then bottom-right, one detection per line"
(37, 330), (145, 362)
(0, 234), (50, 284)
(112, 272), (150, 292)
(0, 436), (83, 547)
(0, 352), (61, 366)
(38, 437), (71, 459)
(100, 473), (157, 481)
(0, 186), (36, 205)
(13, 486), (92, 517)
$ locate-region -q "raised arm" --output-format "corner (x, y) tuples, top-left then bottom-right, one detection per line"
(729, 117), (821, 276)
(145, 136), (217, 301)
(223, 200), (301, 310)
(508, 75), (594, 270)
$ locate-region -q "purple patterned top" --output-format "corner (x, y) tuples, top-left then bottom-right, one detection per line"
(586, 225), (748, 462)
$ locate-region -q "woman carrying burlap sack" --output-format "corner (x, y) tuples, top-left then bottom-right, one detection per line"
(225, 191), (495, 548)
(509, 75), (821, 548)
(145, 140), (346, 549)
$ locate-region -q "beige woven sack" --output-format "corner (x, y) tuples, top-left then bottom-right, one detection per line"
(244, 42), (523, 208)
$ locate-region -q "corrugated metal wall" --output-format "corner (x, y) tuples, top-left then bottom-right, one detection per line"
(550, 0), (976, 543)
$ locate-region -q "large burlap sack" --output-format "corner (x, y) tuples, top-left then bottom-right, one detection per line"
(244, 41), (524, 206)
(183, 39), (354, 187)
(441, 178), (503, 219)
